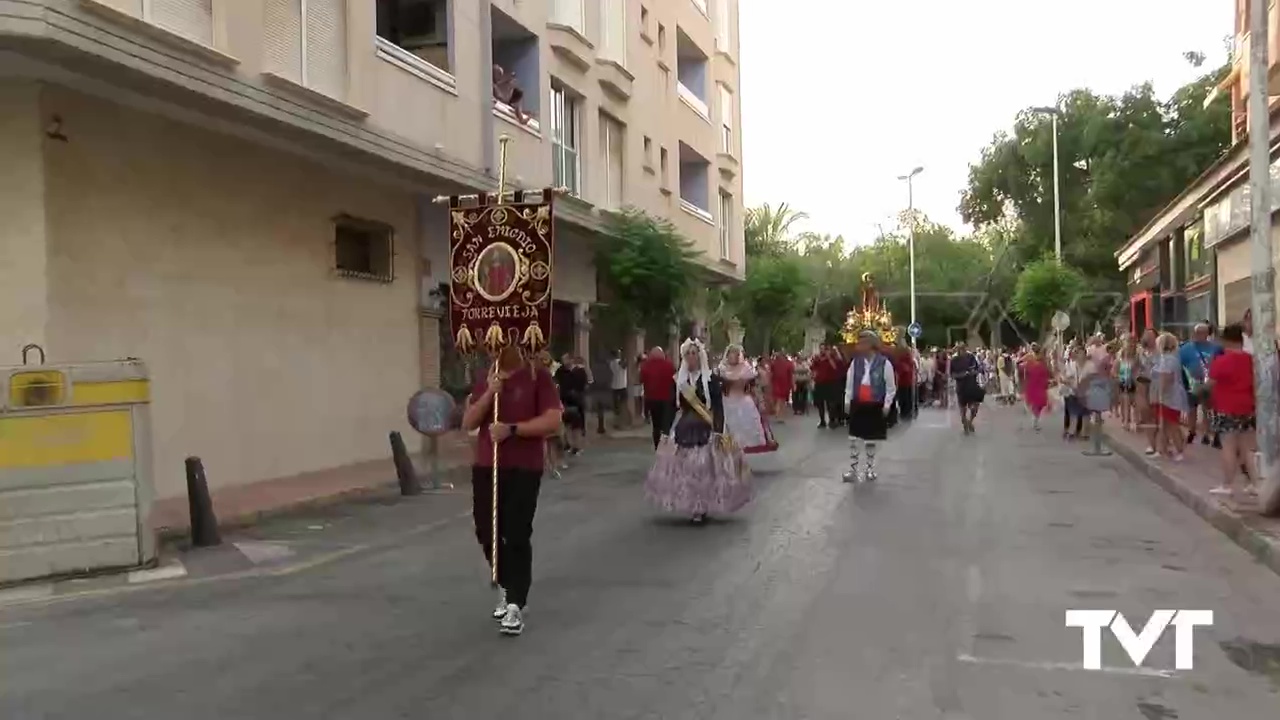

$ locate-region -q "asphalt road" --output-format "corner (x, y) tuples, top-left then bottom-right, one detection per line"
(3, 406), (1280, 719)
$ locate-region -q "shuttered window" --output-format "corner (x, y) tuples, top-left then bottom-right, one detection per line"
(264, 0), (304, 83)
(145, 0), (214, 45)
(305, 0), (348, 99)
(263, 0), (349, 99)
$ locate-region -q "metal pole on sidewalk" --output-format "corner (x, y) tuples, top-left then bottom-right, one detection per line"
(1032, 106), (1063, 262)
(1050, 112), (1063, 262)
(1247, 0), (1280, 515)
(898, 166), (923, 331)
(899, 166), (924, 421)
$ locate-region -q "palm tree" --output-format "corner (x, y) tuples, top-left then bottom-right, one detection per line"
(744, 203), (808, 258)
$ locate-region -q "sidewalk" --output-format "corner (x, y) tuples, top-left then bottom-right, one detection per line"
(153, 424), (656, 540)
(1103, 424), (1280, 576)
(0, 429), (657, 605)
(152, 431), (477, 540)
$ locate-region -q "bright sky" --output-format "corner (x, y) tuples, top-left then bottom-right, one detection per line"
(739, 0), (1234, 246)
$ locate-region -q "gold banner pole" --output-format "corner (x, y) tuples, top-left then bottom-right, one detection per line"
(488, 134), (511, 588)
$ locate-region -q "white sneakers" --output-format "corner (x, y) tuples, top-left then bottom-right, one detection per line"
(492, 587), (508, 620)
(491, 587), (524, 635)
(498, 604), (524, 635)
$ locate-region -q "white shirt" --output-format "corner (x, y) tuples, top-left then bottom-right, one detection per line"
(843, 355), (898, 410)
(609, 359), (628, 390)
(1244, 334), (1255, 355)
(1060, 359), (1080, 396)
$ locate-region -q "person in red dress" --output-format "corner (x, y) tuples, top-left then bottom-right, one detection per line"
(769, 352), (795, 417)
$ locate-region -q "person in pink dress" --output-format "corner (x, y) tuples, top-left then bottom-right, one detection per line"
(1021, 344), (1051, 432)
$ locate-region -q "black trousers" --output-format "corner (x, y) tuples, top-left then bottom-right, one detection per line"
(897, 385), (916, 420)
(471, 466), (542, 607)
(816, 381), (843, 425)
(830, 383), (846, 424)
(793, 382), (809, 413)
(646, 399), (674, 449)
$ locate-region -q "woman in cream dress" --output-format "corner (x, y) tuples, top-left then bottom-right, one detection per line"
(718, 345), (780, 467)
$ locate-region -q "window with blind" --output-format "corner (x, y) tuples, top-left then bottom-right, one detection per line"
(718, 84), (733, 154)
(551, 85), (581, 195)
(145, 0), (214, 45)
(600, 113), (625, 209)
(599, 0), (626, 66)
(263, 0), (349, 100)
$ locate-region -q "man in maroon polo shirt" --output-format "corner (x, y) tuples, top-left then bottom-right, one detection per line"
(639, 346), (677, 449)
(811, 345), (842, 429)
(461, 346), (562, 636)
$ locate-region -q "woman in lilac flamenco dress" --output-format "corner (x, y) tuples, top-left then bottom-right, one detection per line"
(644, 338), (753, 523)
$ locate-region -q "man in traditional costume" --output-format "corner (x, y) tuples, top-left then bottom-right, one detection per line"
(645, 338), (752, 523)
(842, 330), (897, 482)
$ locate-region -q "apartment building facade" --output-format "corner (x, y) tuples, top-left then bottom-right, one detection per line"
(0, 0), (744, 501)
(1117, 0), (1280, 333)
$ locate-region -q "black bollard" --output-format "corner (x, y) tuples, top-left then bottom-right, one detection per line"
(596, 394), (607, 435)
(184, 456), (221, 547)
(389, 431), (421, 496)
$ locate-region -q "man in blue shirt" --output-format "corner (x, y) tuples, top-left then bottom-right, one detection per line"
(1178, 322), (1223, 446)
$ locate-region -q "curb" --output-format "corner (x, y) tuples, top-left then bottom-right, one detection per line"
(1103, 430), (1280, 577)
(156, 464), (473, 545)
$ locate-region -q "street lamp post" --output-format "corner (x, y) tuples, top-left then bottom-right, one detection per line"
(1032, 106), (1063, 262)
(897, 166), (924, 339)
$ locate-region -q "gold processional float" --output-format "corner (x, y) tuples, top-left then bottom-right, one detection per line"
(841, 273), (900, 347)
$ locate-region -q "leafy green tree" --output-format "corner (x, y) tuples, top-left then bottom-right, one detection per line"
(1011, 257), (1088, 334)
(594, 209), (704, 336)
(731, 254), (808, 354)
(959, 63), (1231, 288)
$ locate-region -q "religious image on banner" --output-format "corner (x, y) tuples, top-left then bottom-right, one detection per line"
(448, 193), (554, 355)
